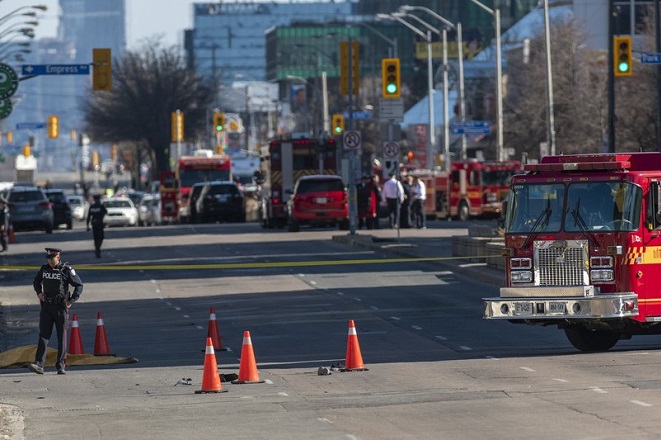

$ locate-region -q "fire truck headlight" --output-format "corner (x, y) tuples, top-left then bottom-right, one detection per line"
(510, 258), (532, 269)
(511, 271), (533, 283)
(591, 269), (614, 282)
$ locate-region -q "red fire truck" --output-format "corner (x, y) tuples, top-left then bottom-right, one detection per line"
(482, 152), (661, 352)
(413, 160), (522, 221)
(176, 149), (231, 222)
(257, 137), (338, 228)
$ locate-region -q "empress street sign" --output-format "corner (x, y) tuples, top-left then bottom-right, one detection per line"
(21, 64), (91, 75)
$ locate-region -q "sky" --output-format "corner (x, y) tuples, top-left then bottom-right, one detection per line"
(0, 0), (199, 49)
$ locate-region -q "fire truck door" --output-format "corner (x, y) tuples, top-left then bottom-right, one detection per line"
(643, 181), (661, 318)
(282, 142), (294, 196)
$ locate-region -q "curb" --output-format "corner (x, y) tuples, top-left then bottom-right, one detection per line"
(332, 234), (504, 286)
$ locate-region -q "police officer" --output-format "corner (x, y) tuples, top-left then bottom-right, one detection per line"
(28, 248), (84, 375)
(86, 194), (107, 258)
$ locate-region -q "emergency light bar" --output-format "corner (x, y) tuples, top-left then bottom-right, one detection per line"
(525, 161), (631, 172)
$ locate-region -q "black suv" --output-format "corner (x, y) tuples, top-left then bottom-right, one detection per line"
(43, 189), (73, 230)
(195, 181), (245, 223)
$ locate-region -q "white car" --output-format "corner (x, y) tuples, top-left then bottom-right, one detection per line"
(103, 197), (138, 227)
(67, 195), (90, 222)
(138, 194), (161, 226)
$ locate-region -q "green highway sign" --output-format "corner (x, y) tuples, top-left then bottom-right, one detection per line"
(0, 63), (18, 100)
(0, 99), (12, 119)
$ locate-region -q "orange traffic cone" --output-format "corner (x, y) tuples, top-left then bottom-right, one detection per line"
(206, 307), (226, 351)
(232, 331), (264, 384)
(343, 320), (368, 371)
(68, 313), (85, 355)
(195, 337), (226, 394)
(8, 224), (15, 244)
(93, 312), (113, 356)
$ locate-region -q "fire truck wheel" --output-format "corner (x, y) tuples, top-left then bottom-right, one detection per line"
(457, 201), (470, 221)
(563, 325), (620, 352)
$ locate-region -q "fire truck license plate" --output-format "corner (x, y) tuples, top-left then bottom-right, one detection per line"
(549, 302), (566, 313)
(514, 302), (533, 315)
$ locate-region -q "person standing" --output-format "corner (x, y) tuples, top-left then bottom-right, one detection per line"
(28, 248), (84, 375)
(356, 175), (375, 230)
(0, 196), (8, 252)
(411, 176), (427, 229)
(399, 173), (413, 228)
(371, 174), (382, 229)
(86, 194), (107, 258)
(381, 172), (404, 229)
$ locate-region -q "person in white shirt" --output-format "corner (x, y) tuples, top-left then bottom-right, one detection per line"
(381, 172), (405, 229)
(411, 176), (427, 229)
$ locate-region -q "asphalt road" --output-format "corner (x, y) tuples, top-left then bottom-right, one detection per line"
(2, 223), (661, 439)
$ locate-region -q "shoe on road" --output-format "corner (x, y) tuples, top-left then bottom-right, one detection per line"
(57, 368), (66, 375)
(28, 363), (44, 375)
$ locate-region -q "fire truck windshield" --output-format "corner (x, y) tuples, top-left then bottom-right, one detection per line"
(507, 181), (641, 233)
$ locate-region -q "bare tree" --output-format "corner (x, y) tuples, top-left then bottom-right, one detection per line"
(82, 40), (217, 182)
(504, 20), (608, 159)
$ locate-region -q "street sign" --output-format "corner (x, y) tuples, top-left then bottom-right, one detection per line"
(0, 99), (12, 119)
(343, 130), (362, 151)
(0, 63), (18, 100)
(383, 141), (399, 158)
(383, 158), (399, 179)
(450, 120), (491, 135)
(343, 111), (372, 120)
(22, 64), (91, 76)
(641, 53), (661, 64)
(379, 97), (404, 121)
(16, 122), (45, 130)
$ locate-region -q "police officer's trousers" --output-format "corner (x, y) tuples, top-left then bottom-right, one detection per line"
(34, 303), (69, 369)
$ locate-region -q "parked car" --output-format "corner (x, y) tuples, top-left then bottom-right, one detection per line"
(189, 182), (206, 224)
(286, 175), (349, 232)
(43, 189), (73, 230)
(103, 197), (138, 227)
(3, 185), (54, 233)
(195, 181), (245, 223)
(67, 194), (90, 222)
(138, 194), (161, 226)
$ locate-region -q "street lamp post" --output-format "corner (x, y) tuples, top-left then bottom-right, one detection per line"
(468, 0), (503, 161)
(400, 6), (467, 160)
(376, 13), (436, 172)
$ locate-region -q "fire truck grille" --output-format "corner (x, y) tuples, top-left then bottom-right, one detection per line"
(535, 240), (587, 286)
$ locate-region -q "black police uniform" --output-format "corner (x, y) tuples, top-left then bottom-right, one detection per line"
(31, 248), (83, 373)
(86, 196), (107, 258)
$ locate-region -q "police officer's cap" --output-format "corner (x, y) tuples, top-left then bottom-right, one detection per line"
(45, 247), (62, 258)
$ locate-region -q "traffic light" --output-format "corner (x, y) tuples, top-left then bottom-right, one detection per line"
(171, 110), (184, 142)
(382, 58), (401, 98)
(47, 115), (59, 139)
(92, 48), (112, 91)
(614, 36), (633, 77)
(331, 114), (345, 135)
(339, 41), (360, 96)
(213, 112), (226, 132)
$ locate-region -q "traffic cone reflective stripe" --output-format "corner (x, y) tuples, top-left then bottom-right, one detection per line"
(343, 320), (368, 371)
(207, 307), (225, 351)
(232, 331), (264, 384)
(195, 337), (226, 394)
(68, 313), (85, 355)
(93, 312), (113, 356)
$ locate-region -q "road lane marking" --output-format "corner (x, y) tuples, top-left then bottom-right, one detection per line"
(520, 367), (535, 372)
(1, 255), (472, 271)
(435, 335), (447, 341)
(459, 346), (472, 351)
(553, 378), (569, 383)
(411, 325), (422, 330)
(485, 356), (499, 360)
(390, 316), (400, 321)
(631, 400), (653, 407)
(590, 387), (608, 394)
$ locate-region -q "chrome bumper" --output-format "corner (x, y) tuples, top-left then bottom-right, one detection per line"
(484, 293), (638, 319)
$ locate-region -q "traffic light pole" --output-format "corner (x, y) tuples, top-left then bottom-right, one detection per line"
(347, 37), (358, 236)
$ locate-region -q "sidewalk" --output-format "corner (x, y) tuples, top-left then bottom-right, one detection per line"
(331, 226), (504, 286)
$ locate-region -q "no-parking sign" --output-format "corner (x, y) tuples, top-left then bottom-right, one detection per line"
(343, 130), (362, 151)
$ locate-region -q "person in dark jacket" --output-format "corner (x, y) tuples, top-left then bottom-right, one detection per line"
(28, 248), (84, 375)
(86, 194), (108, 258)
(0, 196), (8, 252)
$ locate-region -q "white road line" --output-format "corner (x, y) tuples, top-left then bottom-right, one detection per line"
(195, 325), (204, 330)
(370, 306), (379, 310)
(553, 378), (569, 383)
(337, 292), (345, 296)
(183, 314), (189, 318)
(278, 392), (289, 397)
(631, 400), (653, 407)
(390, 316), (401, 321)
(165, 301), (171, 306)
(435, 335), (447, 341)
(318, 418), (333, 424)
(353, 297), (362, 302)
(459, 346), (472, 351)
(174, 307), (181, 311)
(412, 325), (422, 330)
(264, 379), (274, 384)
(520, 367), (535, 372)
(590, 387), (608, 394)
